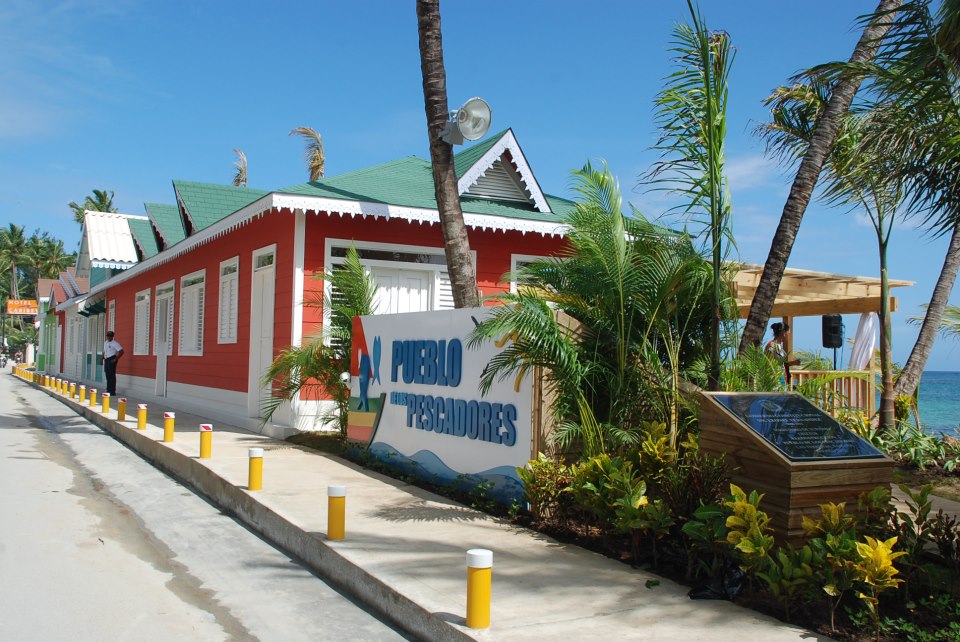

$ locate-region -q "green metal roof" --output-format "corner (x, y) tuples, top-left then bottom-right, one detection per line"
(173, 181), (269, 232)
(144, 202), (186, 247)
(278, 132), (575, 224)
(127, 218), (160, 259)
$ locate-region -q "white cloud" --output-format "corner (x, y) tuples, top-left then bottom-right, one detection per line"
(725, 153), (781, 192)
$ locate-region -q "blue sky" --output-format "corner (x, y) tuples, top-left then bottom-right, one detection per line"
(1, 0), (956, 371)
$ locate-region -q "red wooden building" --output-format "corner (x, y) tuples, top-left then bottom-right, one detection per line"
(54, 130), (570, 436)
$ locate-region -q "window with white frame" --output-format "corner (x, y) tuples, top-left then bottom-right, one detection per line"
(325, 240), (470, 321)
(133, 289), (151, 355)
(510, 253), (549, 293)
(178, 270), (205, 356)
(153, 282), (174, 356)
(108, 299), (116, 332)
(218, 257), (239, 343)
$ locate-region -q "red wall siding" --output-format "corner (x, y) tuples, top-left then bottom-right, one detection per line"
(106, 214), (296, 392)
(303, 213), (566, 303)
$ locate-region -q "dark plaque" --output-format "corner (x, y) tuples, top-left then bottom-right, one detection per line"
(713, 393), (885, 461)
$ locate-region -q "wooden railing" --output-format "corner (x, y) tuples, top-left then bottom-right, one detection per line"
(791, 368), (877, 419)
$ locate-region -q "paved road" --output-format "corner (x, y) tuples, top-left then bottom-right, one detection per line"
(0, 368), (406, 642)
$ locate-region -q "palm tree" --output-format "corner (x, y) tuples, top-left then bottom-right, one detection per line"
(909, 304), (960, 341)
(756, 81), (903, 430)
(289, 127), (325, 181)
(845, 0), (960, 398)
(0, 224), (28, 300)
(416, 0), (479, 308)
(644, 0), (734, 390)
(34, 236), (73, 278)
(740, 0), (902, 352)
(262, 246), (378, 433)
(232, 148), (248, 187)
(470, 163), (715, 453)
(68, 189), (117, 226)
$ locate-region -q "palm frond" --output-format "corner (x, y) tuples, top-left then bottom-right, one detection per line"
(232, 148), (247, 187)
(290, 126), (325, 181)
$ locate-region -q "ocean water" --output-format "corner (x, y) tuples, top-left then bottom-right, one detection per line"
(918, 371), (960, 437)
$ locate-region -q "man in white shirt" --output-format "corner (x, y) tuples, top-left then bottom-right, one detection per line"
(103, 330), (124, 396)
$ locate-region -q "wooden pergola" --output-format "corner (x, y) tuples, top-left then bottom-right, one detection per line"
(733, 265), (913, 417)
(733, 264), (913, 344)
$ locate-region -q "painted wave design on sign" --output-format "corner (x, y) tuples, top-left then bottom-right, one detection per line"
(369, 442), (524, 503)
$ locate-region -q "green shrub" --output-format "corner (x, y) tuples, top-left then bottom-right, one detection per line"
(516, 453), (572, 521)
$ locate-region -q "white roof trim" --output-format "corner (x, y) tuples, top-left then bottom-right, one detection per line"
(91, 259), (136, 270)
(70, 191), (568, 305)
(457, 130), (551, 214)
(272, 193), (566, 236)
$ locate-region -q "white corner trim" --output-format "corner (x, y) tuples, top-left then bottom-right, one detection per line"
(291, 209), (306, 348)
(456, 130), (551, 214)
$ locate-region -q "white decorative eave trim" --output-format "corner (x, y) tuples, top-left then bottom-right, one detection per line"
(91, 260), (136, 270)
(76, 190), (568, 302)
(457, 129), (551, 214)
(272, 193), (567, 237)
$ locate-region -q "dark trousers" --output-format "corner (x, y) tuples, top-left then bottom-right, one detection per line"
(105, 356), (118, 395)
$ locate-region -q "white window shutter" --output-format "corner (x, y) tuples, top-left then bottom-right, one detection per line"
(195, 284), (205, 353)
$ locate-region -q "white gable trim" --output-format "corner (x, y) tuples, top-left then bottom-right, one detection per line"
(456, 130), (551, 214)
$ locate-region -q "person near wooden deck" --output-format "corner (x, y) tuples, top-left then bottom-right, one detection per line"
(765, 322), (801, 387)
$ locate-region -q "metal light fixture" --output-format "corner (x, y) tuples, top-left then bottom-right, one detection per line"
(440, 97), (492, 145)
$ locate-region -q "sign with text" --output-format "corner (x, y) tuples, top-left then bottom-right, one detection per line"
(6, 299), (38, 316)
(348, 307), (531, 502)
(713, 393), (885, 461)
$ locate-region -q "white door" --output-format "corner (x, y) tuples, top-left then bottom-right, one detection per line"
(248, 248), (276, 417)
(371, 268), (432, 314)
(155, 297), (171, 396)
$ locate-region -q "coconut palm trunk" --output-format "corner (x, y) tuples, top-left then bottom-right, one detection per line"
(416, 0), (479, 308)
(894, 219), (960, 397)
(740, 0), (901, 352)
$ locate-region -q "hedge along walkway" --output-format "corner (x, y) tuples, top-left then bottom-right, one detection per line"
(16, 372), (827, 641)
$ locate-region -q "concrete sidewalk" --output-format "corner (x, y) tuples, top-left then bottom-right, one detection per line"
(15, 372), (827, 641)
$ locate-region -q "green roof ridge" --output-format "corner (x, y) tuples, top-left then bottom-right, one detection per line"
(127, 218), (160, 259)
(144, 202), (186, 246)
(172, 180), (269, 232)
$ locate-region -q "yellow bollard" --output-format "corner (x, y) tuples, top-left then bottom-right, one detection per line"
(79, 385), (87, 403)
(137, 404), (147, 430)
(327, 485), (347, 541)
(59, 379), (64, 394)
(44, 375), (49, 387)
(89, 389), (97, 407)
(248, 448), (263, 491)
(69, 382), (76, 398)
(163, 412), (175, 442)
(102, 393), (110, 413)
(117, 398), (127, 421)
(199, 423), (213, 459)
(56, 379), (61, 393)
(466, 549), (493, 629)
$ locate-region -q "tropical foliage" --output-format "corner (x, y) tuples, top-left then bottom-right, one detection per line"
(831, 0), (960, 399)
(262, 246), (377, 434)
(756, 79), (904, 431)
(470, 162), (717, 454)
(289, 126), (325, 181)
(739, 0), (899, 352)
(645, 0), (734, 390)
(68, 189), (117, 227)
(232, 148), (247, 187)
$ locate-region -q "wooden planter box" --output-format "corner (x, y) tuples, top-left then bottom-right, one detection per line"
(700, 392), (893, 545)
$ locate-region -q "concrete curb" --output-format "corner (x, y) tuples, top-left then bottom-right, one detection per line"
(28, 379), (473, 642)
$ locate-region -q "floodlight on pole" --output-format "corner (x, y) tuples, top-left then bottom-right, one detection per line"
(440, 97), (492, 145)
